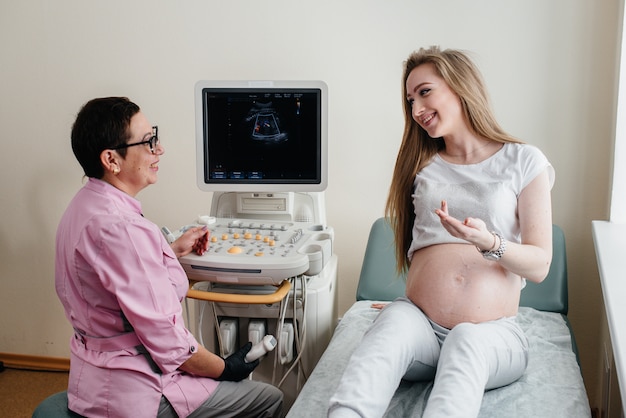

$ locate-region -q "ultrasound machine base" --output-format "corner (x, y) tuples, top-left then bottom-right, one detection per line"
(187, 255), (337, 410)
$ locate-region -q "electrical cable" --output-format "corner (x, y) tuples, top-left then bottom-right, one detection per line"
(277, 274), (309, 389)
(211, 301), (225, 357)
(195, 281), (226, 358)
(197, 299), (206, 346)
(272, 277), (293, 386)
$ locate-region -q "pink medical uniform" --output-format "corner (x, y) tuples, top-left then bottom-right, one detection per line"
(55, 178), (218, 418)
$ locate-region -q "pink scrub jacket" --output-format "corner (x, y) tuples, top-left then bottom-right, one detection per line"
(55, 178), (219, 418)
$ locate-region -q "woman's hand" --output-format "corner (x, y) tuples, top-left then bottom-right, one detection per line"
(170, 226), (210, 258)
(434, 200), (495, 251)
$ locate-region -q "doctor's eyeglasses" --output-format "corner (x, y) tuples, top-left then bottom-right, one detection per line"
(111, 126), (159, 154)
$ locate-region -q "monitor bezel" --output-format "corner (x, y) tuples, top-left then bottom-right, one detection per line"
(195, 80), (328, 193)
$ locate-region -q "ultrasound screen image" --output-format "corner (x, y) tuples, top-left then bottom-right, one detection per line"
(202, 88), (322, 186)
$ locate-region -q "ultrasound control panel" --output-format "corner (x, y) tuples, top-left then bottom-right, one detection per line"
(177, 217), (334, 285)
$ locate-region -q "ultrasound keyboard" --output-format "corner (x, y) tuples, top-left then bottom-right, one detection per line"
(177, 218), (334, 285)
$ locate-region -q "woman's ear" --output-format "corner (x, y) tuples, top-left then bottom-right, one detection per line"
(100, 149), (121, 175)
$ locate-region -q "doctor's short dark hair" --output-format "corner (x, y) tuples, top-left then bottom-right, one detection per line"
(71, 97), (140, 178)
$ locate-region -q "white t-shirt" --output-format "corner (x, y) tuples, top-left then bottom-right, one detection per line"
(407, 143), (554, 260)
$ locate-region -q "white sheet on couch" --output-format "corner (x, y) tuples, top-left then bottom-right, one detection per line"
(288, 301), (590, 418)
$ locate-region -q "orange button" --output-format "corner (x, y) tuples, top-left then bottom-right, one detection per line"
(227, 246), (243, 254)
(255, 252), (264, 257)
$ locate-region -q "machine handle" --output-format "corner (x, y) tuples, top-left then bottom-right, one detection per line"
(186, 280), (291, 304)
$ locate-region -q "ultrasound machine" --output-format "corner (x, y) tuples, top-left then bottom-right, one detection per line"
(173, 80), (337, 409)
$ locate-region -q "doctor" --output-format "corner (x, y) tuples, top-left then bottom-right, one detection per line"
(55, 97), (283, 418)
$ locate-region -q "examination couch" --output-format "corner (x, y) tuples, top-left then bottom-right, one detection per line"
(287, 218), (591, 417)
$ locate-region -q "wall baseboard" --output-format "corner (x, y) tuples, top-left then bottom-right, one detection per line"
(0, 352), (70, 371)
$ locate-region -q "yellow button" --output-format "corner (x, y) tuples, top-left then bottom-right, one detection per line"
(233, 233), (240, 239)
(255, 234), (262, 240)
(221, 234), (229, 240)
(211, 236), (218, 243)
(227, 246), (243, 254)
(244, 232), (252, 239)
(255, 252), (264, 257)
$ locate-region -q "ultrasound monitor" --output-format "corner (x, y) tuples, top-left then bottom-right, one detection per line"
(195, 80), (328, 193)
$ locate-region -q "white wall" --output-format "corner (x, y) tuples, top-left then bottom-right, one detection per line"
(0, 0), (619, 409)
(613, 1), (626, 223)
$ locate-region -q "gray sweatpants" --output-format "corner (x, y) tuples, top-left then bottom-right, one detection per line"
(158, 379), (283, 418)
(328, 297), (529, 418)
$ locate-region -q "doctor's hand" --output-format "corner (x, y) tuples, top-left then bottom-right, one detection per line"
(434, 200), (495, 251)
(170, 226), (210, 258)
(217, 342), (259, 382)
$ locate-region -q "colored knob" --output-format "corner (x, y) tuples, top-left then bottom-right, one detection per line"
(227, 246), (243, 254)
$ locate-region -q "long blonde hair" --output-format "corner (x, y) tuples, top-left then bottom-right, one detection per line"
(384, 46), (522, 274)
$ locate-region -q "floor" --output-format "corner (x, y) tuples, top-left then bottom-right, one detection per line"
(0, 367), (68, 418)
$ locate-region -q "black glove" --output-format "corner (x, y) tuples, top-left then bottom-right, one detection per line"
(217, 342), (259, 382)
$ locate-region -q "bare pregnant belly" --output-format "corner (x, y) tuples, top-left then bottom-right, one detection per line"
(406, 243), (522, 329)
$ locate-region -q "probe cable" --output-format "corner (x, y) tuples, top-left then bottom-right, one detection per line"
(272, 276), (293, 385)
(277, 274), (309, 389)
